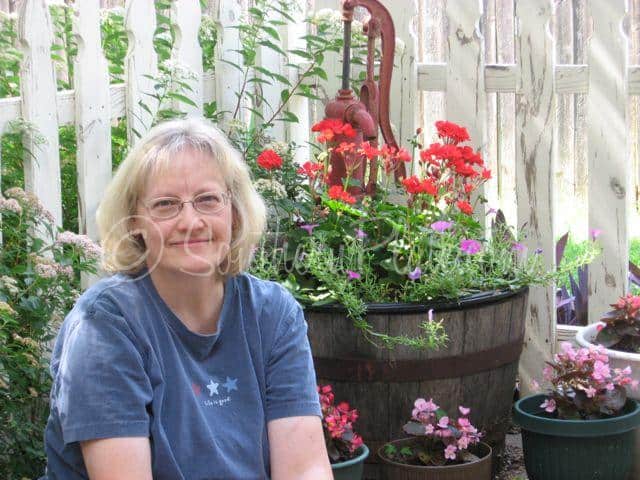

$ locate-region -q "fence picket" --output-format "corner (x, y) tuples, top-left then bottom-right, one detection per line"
(124, 0), (158, 144)
(587, 0), (629, 321)
(171, 0), (204, 115)
(444, 0), (486, 229)
(283, 0), (309, 164)
(385, 0), (418, 156)
(72, 0), (112, 248)
(214, 0), (244, 128)
(514, 0), (556, 395)
(17, 0), (62, 226)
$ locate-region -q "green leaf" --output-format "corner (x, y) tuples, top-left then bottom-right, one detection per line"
(279, 111), (298, 123)
(258, 40), (286, 56)
(280, 89), (290, 103)
(261, 26), (280, 41)
(166, 92), (197, 107)
(288, 49), (313, 60)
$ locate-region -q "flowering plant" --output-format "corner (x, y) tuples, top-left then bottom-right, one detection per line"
(531, 341), (638, 420)
(594, 293), (640, 353)
(248, 120), (599, 349)
(318, 384), (364, 463)
(381, 398), (482, 466)
(0, 187), (101, 478)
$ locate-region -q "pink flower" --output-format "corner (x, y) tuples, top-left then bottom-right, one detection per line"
(438, 416), (450, 428)
(590, 228), (602, 240)
(424, 424), (434, 434)
(530, 379), (540, 391)
(430, 220), (453, 233)
(512, 242), (526, 253)
(542, 365), (554, 381)
(540, 398), (556, 413)
(457, 435), (470, 449)
(458, 406), (470, 416)
(414, 398), (429, 412)
(347, 270), (361, 280)
(632, 380), (640, 390)
(444, 444), (457, 460)
(408, 267), (422, 281)
(300, 223), (319, 235)
(355, 228), (367, 239)
(460, 239), (482, 255)
(584, 386), (597, 398)
(592, 360), (611, 381)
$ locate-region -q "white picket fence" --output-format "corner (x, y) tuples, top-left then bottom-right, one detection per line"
(0, 0), (638, 390)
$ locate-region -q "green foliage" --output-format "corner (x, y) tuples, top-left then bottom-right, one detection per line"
(50, 4), (77, 90)
(100, 7), (128, 83)
(0, 188), (100, 479)
(0, 12), (20, 98)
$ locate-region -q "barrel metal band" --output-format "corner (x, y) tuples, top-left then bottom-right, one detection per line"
(313, 336), (524, 382)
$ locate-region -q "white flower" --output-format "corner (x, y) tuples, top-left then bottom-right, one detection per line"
(0, 198), (21, 214)
(56, 231), (102, 261)
(254, 179), (287, 199)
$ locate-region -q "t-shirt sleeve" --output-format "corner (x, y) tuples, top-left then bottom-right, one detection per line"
(53, 296), (153, 444)
(265, 297), (321, 422)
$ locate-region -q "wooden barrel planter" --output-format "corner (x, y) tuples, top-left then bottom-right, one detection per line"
(306, 288), (528, 480)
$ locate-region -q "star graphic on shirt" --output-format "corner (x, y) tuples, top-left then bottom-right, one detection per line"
(223, 377), (238, 392)
(206, 380), (219, 396)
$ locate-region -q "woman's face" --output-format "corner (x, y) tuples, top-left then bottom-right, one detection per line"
(133, 148), (234, 278)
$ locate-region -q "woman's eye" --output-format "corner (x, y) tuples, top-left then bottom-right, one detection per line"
(152, 199), (179, 209)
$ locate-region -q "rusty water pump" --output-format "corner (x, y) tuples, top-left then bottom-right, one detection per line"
(323, 0), (405, 196)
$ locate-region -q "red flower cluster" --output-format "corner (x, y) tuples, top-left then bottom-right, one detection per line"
(398, 121), (492, 214)
(614, 293), (640, 315)
(297, 161), (323, 180)
(311, 118), (356, 143)
(435, 120), (470, 144)
(328, 185), (356, 204)
(318, 385), (364, 461)
(256, 149), (283, 170)
(402, 176), (437, 196)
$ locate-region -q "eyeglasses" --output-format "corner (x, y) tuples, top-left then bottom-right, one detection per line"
(141, 191), (231, 220)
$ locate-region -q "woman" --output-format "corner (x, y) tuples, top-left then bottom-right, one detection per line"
(42, 118), (332, 479)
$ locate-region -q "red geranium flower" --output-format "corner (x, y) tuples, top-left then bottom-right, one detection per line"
(256, 149), (283, 170)
(328, 185), (356, 204)
(435, 120), (470, 144)
(311, 118), (357, 143)
(402, 176), (437, 196)
(297, 161), (324, 180)
(456, 200), (473, 215)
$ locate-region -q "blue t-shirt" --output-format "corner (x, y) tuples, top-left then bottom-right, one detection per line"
(42, 269), (321, 479)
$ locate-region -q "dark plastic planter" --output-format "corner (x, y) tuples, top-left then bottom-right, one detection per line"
(377, 438), (492, 480)
(513, 394), (640, 480)
(331, 444), (369, 480)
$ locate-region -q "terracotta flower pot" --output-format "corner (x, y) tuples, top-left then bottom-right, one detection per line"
(331, 445), (370, 480)
(377, 438), (492, 480)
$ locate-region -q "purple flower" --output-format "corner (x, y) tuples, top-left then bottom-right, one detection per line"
(540, 398), (556, 413)
(408, 267), (422, 281)
(300, 223), (320, 235)
(534, 248), (543, 255)
(355, 228), (367, 239)
(430, 220), (454, 233)
(486, 207), (497, 215)
(347, 270), (361, 280)
(590, 228), (602, 241)
(512, 242), (527, 253)
(460, 239), (482, 255)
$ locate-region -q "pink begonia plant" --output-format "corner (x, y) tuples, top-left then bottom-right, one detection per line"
(531, 341), (638, 419)
(383, 397), (482, 466)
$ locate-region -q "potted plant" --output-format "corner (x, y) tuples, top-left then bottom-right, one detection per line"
(248, 120), (599, 462)
(378, 397), (492, 479)
(575, 293), (640, 477)
(318, 384), (369, 480)
(513, 341), (640, 480)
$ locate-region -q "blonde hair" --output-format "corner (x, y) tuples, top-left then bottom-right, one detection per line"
(96, 117), (266, 276)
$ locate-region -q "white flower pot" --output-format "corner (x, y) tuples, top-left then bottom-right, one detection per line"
(576, 323), (640, 480)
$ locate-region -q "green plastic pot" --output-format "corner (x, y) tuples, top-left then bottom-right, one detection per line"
(377, 438), (492, 480)
(513, 394), (640, 480)
(331, 444), (369, 480)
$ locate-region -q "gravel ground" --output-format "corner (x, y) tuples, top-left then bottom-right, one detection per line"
(494, 428), (528, 480)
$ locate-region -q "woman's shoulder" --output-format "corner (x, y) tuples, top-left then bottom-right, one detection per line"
(74, 271), (145, 316)
(233, 272), (298, 313)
